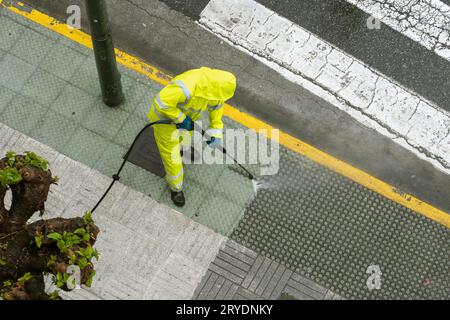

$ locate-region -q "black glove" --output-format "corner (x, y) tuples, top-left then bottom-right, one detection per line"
(176, 116), (194, 131)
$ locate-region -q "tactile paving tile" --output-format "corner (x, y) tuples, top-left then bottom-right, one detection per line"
(63, 127), (110, 168)
(50, 85), (98, 124)
(0, 85), (15, 113)
(93, 142), (128, 177)
(113, 114), (149, 148)
(31, 111), (78, 151)
(1, 7), (58, 40)
(83, 102), (131, 141)
(0, 53), (36, 91)
(212, 168), (255, 208)
(22, 68), (66, 106)
(116, 74), (149, 115)
(183, 162), (227, 189)
(194, 194), (246, 236)
(40, 43), (86, 81)
(0, 14), (25, 51)
(118, 162), (168, 202)
(0, 94), (46, 135)
(70, 55), (102, 95)
(193, 240), (337, 300)
(159, 180), (208, 218)
(10, 27), (55, 65)
(57, 37), (91, 57)
(231, 147), (450, 299)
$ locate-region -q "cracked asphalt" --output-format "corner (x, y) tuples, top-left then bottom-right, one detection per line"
(347, 0), (450, 60)
(160, 0), (450, 112)
(255, 0), (450, 111)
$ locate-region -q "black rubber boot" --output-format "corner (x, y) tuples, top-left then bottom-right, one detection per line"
(171, 190), (185, 207)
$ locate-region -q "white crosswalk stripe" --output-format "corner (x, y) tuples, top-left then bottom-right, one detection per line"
(345, 0), (450, 61)
(199, 0), (450, 174)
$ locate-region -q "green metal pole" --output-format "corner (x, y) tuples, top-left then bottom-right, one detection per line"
(85, 0), (124, 107)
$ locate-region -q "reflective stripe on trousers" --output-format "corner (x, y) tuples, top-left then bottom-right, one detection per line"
(207, 128), (223, 137)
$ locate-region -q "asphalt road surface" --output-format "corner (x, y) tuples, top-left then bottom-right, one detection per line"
(160, 0), (450, 112)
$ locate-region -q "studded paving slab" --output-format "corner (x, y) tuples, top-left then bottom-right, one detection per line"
(232, 147), (450, 299)
(1, 4), (449, 300)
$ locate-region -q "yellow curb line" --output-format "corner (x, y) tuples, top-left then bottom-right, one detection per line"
(3, 0), (449, 228)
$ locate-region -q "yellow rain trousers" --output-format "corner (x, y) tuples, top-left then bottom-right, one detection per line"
(147, 67), (237, 191)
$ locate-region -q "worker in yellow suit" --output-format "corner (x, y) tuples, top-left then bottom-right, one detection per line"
(147, 67), (237, 207)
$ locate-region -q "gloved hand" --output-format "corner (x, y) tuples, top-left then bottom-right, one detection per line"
(176, 116), (194, 131)
(206, 137), (222, 149)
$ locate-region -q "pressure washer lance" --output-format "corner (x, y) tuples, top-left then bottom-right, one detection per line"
(91, 121), (255, 213)
(193, 122), (255, 180)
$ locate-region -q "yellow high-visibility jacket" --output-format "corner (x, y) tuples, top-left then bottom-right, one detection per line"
(147, 67), (237, 138)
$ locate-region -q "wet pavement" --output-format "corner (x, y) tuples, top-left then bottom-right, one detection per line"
(233, 147), (450, 299)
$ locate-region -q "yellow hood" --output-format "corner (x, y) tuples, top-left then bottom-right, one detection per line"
(178, 67), (237, 101)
